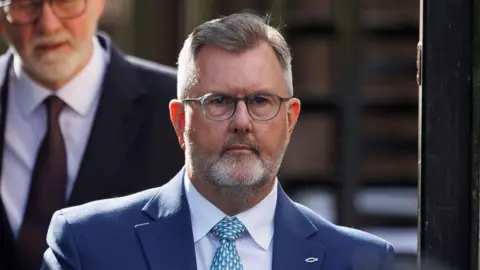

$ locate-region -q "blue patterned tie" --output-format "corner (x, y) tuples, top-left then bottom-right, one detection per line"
(210, 216), (246, 270)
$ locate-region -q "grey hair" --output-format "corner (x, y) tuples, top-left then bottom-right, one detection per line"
(176, 12), (293, 99)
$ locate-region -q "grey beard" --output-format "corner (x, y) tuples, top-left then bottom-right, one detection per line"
(187, 150), (284, 202)
(208, 156), (272, 203)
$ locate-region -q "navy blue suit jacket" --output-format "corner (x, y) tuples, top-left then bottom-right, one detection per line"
(41, 168), (395, 270)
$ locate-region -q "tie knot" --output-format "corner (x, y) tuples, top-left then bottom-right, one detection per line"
(211, 217), (245, 241)
(44, 95), (65, 118)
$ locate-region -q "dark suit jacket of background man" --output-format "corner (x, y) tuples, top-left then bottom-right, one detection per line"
(0, 33), (184, 269)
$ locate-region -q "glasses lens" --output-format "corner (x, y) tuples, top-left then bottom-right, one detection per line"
(203, 94), (236, 120)
(246, 93), (280, 120)
(5, 0), (85, 24)
(6, 0), (39, 23)
(52, 0), (85, 18)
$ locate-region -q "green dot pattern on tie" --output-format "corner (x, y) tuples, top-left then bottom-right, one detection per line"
(210, 216), (246, 270)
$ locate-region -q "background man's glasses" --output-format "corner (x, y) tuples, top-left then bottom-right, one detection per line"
(0, 0), (87, 24)
(183, 92), (292, 122)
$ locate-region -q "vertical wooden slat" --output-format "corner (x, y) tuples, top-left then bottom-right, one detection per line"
(332, 0), (361, 227)
(133, 0), (179, 66)
(99, 0), (135, 54)
(181, 0), (215, 38)
(268, 0), (286, 28)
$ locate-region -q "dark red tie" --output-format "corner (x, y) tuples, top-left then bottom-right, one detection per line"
(16, 96), (67, 270)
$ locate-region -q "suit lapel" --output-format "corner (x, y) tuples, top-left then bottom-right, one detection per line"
(0, 199), (23, 269)
(134, 168), (197, 270)
(272, 186), (326, 270)
(134, 176), (326, 270)
(68, 35), (146, 206)
(0, 51), (17, 269)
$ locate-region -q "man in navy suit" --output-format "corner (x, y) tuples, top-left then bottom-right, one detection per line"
(41, 12), (394, 270)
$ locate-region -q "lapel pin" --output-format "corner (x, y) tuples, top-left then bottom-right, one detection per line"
(305, 257), (319, 263)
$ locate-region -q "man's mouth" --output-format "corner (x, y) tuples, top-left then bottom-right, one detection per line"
(223, 144), (257, 155)
(36, 42), (68, 52)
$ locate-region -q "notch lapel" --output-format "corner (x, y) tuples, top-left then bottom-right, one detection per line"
(134, 169), (197, 270)
(272, 186), (326, 270)
(68, 36), (146, 206)
(0, 51), (24, 270)
(0, 199), (22, 269)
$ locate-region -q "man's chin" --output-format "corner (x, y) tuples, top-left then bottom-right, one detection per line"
(29, 58), (78, 82)
(211, 166), (265, 187)
(33, 52), (72, 66)
(227, 172), (258, 185)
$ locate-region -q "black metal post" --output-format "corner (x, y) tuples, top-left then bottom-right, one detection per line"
(419, 0), (478, 269)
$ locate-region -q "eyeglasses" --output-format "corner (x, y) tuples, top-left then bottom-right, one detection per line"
(0, 0), (87, 25)
(182, 92), (292, 122)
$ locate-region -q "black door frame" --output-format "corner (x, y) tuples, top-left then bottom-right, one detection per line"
(419, 0), (480, 269)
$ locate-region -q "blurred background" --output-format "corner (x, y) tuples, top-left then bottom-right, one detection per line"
(4, 0), (420, 267)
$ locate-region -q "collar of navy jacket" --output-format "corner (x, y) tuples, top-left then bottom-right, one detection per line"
(134, 167), (326, 270)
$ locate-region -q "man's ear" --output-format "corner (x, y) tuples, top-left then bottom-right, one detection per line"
(287, 98), (301, 133)
(90, 0), (106, 19)
(169, 99), (186, 150)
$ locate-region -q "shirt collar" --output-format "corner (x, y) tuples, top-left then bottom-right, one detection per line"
(184, 172), (277, 251)
(11, 37), (108, 117)
(235, 181), (277, 250)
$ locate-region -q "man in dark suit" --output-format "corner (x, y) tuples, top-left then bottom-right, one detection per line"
(0, 1), (183, 269)
(42, 12), (394, 270)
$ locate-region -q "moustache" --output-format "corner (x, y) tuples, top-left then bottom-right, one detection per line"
(31, 34), (72, 48)
(220, 136), (260, 155)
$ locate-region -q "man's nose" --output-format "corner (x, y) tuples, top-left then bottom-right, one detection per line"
(35, 3), (62, 35)
(229, 101), (253, 134)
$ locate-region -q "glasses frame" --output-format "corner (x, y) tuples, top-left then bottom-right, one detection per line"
(0, 0), (87, 25)
(182, 92), (292, 122)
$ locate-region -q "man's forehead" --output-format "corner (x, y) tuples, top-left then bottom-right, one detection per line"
(187, 42), (286, 97)
(197, 46), (281, 72)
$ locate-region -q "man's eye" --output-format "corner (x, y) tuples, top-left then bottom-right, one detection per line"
(249, 94), (274, 105)
(208, 96), (233, 105)
(251, 96), (268, 104)
(212, 97), (226, 104)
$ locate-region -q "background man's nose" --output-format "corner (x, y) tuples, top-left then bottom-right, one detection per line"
(35, 3), (63, 35)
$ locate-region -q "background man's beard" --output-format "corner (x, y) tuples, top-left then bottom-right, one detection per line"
(7, 32), (89, 84)
(23, 48), (87, 83)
